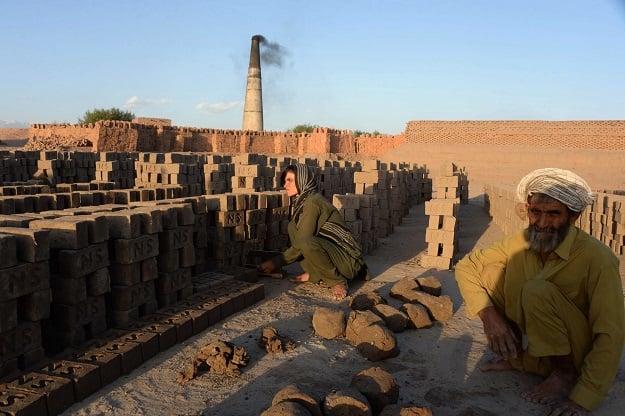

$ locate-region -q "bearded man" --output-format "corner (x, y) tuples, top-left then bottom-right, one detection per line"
(455, 168), (624, 415)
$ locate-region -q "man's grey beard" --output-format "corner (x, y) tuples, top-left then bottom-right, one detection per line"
(528, 223), (570, 254)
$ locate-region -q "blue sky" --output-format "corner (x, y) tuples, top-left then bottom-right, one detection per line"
(2, 0), (625, 134)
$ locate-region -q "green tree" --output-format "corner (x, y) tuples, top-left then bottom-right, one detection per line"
(79, 107), (135, 124)
(290, 123), (319, 133)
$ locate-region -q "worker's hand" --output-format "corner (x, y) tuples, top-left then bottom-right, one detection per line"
(477, 306), (519, 360)
(259, 260), (276, 274)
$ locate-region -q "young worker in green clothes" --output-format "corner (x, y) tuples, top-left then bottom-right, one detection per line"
(260, 163), (369, 300)
(455, 168), (624, 415)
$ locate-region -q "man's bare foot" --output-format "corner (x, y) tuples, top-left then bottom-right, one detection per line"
(522, 369), (577, 406)
(546, 398), (588, 416)
(480, 358), (514, 372)
(332, 283), (348, 300)
(290, 272), (309, 283)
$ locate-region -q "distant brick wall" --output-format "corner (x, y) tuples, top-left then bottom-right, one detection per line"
(27, 120), (625, 154)
(404, 120), (625, 150)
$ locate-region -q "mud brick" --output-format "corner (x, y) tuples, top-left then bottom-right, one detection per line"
(157, 249), (179, 273)
(53, 295), (106, 329)
(0, 233), (18, 269)
(112, 330), (160, 362)
(424, 199), (460, 216)
(29, 218), (89, 249)
(95, 340), (143, 375)
(159, 226), (193, 252)
(158, 306), (210, 335)
(0, 322), (42, 365)
(109, 298), (158, 328)
(169, 203), (195, 226)
(233, 224), (246, 241)
(57, 242), (109, 278)
(425, 228), (456, 244)
(117, 320), (177, 352)
(18, 289), (51, 321)
(156, 268), (192, 294)
(234, 283), (265, 307)
(38, 360), (101, 402)
(0, 299), (18, 333)
(70, 349), (121, 387)
(0, 228), (49, 263)
(138, 257), (156, 282)
(179, 245), (196, 267)
(109, 262), (141, 286)
(0, 385), (47, 416)
(113, 233), (159, 264)
(149, 313), (193, 344)
(0, 261), (50, 302)
(215, 210), (245, 227)
(111, 280), (156, 311)
(86, 268), (111, 296)
(130, 207), (163, 234)
(101, 211), (142, 239)
(51, 274), (87, 304)
(419, 254), (453, 270)
(244, 208), (266, 226)
(8, 371), (74, 416)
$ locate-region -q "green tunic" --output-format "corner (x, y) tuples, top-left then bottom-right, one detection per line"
(272, 193), (367, 287)
(455, 225), (624, 410)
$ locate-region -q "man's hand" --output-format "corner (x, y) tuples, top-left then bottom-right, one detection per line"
(258, 260), (276, 274)
(477, 306), (520, 360)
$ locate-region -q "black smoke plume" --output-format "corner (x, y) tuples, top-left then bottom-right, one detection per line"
(257, 35), (287, 68)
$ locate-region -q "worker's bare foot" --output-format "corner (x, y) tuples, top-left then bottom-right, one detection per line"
(290, 272), (309, 283)
(522, 369), (577, 406)
(332, 283), (348, 300)
(480, 358), (514, 372)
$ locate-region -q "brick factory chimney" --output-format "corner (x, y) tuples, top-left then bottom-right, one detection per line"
(242, 35), (263, 131)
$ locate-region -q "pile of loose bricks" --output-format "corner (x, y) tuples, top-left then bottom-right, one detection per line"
(484, 184), (625, 256)
(0, 150), (433, 416)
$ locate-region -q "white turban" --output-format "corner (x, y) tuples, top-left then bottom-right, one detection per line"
(516, 168), (595, 213)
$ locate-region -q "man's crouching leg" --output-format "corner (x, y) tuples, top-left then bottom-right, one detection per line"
(519, 279), (591, 410)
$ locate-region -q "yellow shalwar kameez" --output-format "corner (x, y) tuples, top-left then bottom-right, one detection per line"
(455, 225), (624, 410)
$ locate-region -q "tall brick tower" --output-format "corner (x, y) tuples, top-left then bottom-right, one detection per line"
(242, 35), (263, 131)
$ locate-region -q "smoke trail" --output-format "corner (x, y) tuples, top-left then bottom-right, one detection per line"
(257, 35), (288, 68)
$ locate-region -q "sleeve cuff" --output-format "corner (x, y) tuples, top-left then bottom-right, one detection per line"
(569, 382), (603, 411)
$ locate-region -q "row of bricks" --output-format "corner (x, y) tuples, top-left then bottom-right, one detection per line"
(0, 278), (265, 415)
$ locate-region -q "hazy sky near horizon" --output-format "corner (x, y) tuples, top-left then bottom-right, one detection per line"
(2, 0), (625, 134)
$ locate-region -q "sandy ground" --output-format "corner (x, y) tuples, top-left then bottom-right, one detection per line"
(57, 195), (625, 416)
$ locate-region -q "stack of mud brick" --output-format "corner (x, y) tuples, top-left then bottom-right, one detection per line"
(331, 193), (378, 255)
(54, 182), (116, 208)
(407, 164), (432, 204)
(208, 193), (247, 268)
(387, 162), (412, 225)
(0, 228), (50, 378)
(421, 164), (465, 270)
(35, 151), (97, 185)
(434, 163), (469, 203)
(202, 154), (233, 194)
(231, 153), (275, 193)
(0, 150), (39, 184)
(134, 152), (203, 196)
(263, 191), (291, 251)
(354, 159), (394, 238)
(153, 202), (197, 308)
(483, 184), (526, 234)
(0, 183), (52, 214)
(94, 151), (137, 189)
(318, 161), (343, 199)
(27, 213), (110, 354)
